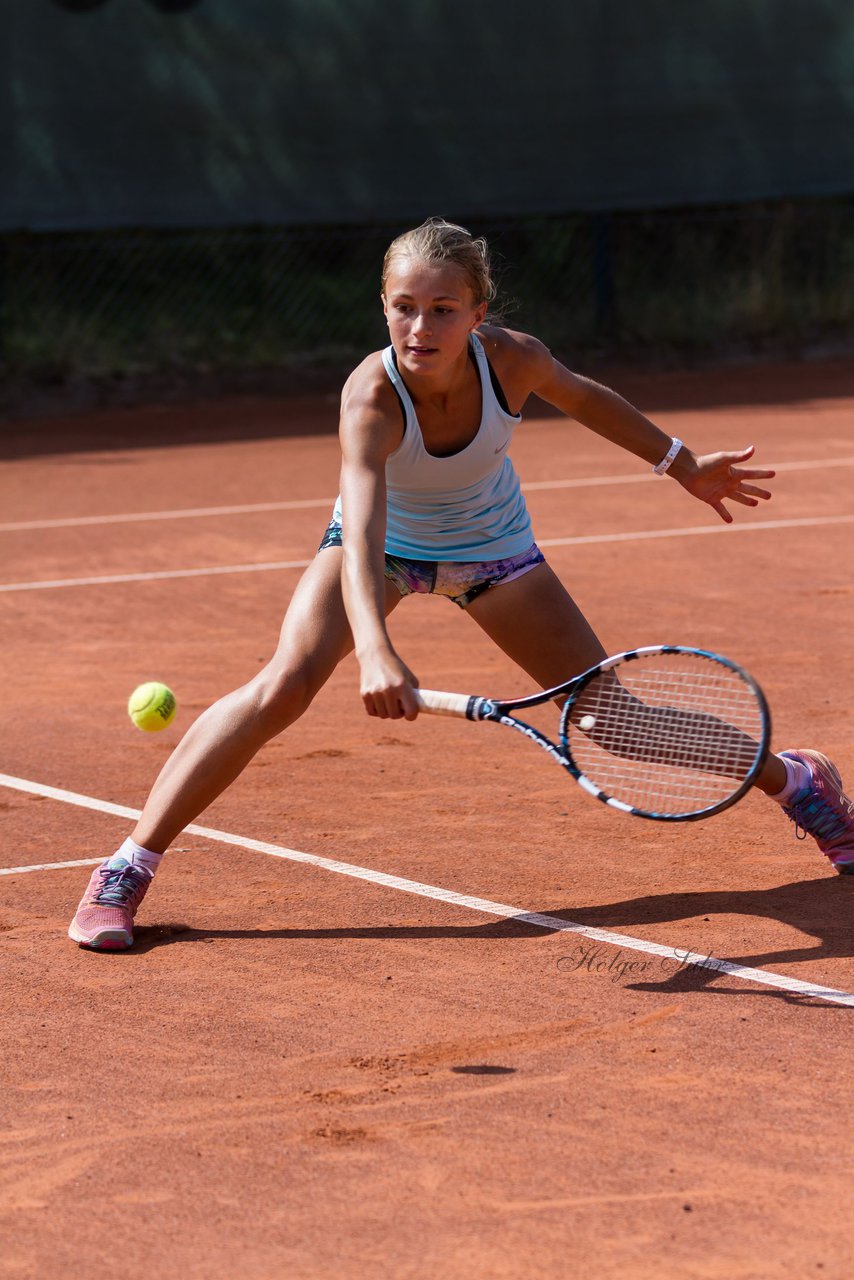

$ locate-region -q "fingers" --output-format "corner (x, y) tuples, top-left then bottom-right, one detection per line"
(725, 447), (775, 482)
(715, 481), (773, 515)
(725, 476), (773, 508)
(737, 482), (773, 500)
(732, 469), (775, 481)
(723, 450), (774, 510)
(725, 444), (757, 464)
(363, 681), (420, 721)
(364, 693), (404, 719)
(691, 445), (774, 522)
(399, 683), (421, 722)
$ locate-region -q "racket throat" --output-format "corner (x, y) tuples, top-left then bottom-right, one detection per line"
(498, 714), (571, 770)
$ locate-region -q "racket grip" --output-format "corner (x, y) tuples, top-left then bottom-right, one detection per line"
(415, 689), (475, 718)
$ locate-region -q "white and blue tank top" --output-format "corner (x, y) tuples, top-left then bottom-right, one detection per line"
(333, 332), (533, 561)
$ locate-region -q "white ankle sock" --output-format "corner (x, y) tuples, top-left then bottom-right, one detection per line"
(116, 837), (163, 876)
(770, 756), (811, 805)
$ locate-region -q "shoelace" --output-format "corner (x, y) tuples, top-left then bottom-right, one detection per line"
(94, 864), (149, 906)
(785, 791), (849, 845)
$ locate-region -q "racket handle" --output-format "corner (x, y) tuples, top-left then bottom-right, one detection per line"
(415, 689), (476, 718)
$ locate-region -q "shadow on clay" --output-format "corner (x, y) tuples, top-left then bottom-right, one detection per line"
(127, 874), (853, 1004)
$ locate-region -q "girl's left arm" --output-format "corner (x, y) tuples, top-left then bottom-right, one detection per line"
(523, 338), (775, 524)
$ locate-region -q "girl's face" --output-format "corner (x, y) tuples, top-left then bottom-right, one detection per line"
(382, 256), (487, 375)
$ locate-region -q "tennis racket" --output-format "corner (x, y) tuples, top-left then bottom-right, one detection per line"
(415, 645), (771, 822)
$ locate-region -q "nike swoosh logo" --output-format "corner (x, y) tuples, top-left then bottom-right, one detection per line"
(494, 441), (509, 453)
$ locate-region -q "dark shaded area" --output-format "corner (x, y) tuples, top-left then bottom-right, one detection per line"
(450, 1065), (517, 1075)
(4, 5), (854, 414)
(5, 1), (854, 231)
(2, 199), (853, 406)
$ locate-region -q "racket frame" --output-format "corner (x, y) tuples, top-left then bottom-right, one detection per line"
(417, 645), (772, 822)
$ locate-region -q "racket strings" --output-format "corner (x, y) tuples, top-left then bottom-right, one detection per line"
(562, 657), (765, 815)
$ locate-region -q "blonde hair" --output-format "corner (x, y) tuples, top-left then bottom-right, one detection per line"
(381, 216), (497, 307)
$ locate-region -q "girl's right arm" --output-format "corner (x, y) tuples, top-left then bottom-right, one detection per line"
(338, 363), (421, 720)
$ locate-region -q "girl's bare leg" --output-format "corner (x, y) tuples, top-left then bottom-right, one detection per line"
(131, 549), (401, 853)
(464, 561), (608, 688)
(464, 562), (787, 794)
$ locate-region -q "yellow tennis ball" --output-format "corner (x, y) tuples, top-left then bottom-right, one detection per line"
(128, 681), (177, 732)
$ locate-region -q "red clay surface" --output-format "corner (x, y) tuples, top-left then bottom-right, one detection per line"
(2, 360), (854, 1279)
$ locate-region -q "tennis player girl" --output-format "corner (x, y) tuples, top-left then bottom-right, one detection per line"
(70, 218), (854, 949)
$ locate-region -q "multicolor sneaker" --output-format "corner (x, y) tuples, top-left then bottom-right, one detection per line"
(780, 750), (854, 874)
(68, 855), (153, 950)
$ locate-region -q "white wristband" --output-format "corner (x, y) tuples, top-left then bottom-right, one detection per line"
(652, 437), (683, 475)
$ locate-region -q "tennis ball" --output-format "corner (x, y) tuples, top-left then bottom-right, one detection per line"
(128, 681), (177, 732)
(579, 714), (596, 732)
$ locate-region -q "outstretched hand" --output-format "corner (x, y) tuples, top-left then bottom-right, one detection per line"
(675, 445), (775, 523)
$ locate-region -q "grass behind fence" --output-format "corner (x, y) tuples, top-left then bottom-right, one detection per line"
(1, 199), (852, 390)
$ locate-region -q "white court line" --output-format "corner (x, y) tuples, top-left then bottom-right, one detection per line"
(2, 511), (853, 594)
(538, 512), (854, 550)
(1, 771), (852, 1008)
(0, 498), (331, 533)
(2, 455), (853, 533)
(0, 558), (312, 593)
(1, 857), (105, 875)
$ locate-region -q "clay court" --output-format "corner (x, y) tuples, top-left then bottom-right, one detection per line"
(2, 358), (853, 1278)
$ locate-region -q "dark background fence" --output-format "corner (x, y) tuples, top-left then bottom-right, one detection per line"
(3, 1), (854, 402)
(3, 200), (853, 390)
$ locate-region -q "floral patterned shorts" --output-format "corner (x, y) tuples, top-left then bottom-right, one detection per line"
(318, 520), (545, 609)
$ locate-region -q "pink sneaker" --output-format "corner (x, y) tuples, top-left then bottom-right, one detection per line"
(68, 856), (153, 950)
(780, 750), (854, 874)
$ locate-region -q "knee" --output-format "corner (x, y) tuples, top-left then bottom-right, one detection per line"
(250, 664), (321, 737)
